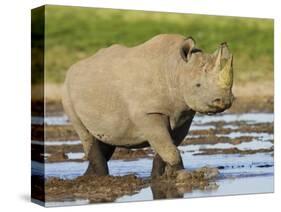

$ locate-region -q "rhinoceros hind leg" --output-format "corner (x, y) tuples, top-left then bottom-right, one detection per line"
(62, 86), (115, 176)
(84, 139), (115, 176)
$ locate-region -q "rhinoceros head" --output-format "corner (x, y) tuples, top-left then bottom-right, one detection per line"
(179, 37), (234, 114)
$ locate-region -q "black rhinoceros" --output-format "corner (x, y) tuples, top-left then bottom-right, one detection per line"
(62, 34), (234, 178)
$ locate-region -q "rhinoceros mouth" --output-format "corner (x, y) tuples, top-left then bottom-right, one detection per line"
(199, 111), (220, 116)
(197, 105), (227, 115)
(208, 102), (231, 112)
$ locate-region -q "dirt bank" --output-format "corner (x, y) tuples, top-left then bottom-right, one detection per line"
(194, 146), (274, 156)
(44, 175), (147, 203)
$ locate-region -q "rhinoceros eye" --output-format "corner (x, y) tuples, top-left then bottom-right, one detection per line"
(196, 83), (201, 87)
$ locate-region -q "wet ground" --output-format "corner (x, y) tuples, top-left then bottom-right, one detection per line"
(31, 97), (274, 206)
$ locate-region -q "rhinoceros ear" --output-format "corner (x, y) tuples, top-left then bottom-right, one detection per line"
(180, 37), (196, 62)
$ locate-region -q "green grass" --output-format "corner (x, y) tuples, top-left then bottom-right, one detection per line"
(41, 5), (273, 83)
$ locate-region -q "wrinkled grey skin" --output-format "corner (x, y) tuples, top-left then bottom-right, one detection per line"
(62, 34), (234, 178)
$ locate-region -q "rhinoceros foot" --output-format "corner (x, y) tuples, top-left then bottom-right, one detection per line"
(194, 166), (220, 180)
(176, 167), (219, 182)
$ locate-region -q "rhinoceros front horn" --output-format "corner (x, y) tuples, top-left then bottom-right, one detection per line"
(215, 43), (233, 89)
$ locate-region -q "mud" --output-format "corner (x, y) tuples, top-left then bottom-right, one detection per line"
(41, 167), (219, 204)
(111, 148), (154, 160)
(44, 175), (147, 203)
(194, 146), (274, 156)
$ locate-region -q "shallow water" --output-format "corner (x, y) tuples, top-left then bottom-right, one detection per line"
(42, 138), (273, 161)
(32, 115), (69, 125)
(31, 112), (274, 205)
(116, 175), (273, 202)
(32, 151), (273, 180)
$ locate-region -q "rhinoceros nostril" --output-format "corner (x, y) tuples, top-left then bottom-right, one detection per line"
(212, 98), (223, 106)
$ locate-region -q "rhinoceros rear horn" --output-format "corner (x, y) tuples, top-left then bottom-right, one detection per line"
(180, 37), (196, 62)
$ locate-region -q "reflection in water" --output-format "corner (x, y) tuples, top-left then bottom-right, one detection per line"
(151, 180), (220, 200)
(150, 180), (215, 199)
(151, 182), (184, 199)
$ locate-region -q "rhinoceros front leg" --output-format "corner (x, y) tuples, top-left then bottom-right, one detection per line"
(151, 114), (194, 178)
(138, 114), (184, 177)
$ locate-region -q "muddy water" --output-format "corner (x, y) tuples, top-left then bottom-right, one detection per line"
(31, 113), (274, 205)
